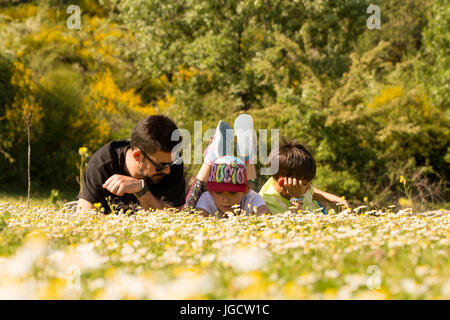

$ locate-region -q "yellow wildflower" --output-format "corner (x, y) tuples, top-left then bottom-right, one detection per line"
(93, 202), (102, 209)
(79, 147), (88, 156)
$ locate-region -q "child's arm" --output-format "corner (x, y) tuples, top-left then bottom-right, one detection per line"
(312, 187), (350, 209)
(194, 192), (216, 217)
(196, 208), (212, 217)
(255, 205), (271, 216)
(281, 177), (312, 210)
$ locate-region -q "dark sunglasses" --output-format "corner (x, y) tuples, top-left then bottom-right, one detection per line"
(137, 147), (182, 172)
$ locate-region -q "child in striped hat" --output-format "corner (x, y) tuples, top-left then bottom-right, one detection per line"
(184, 114), (258, 210)
(195, 156), (271, 218)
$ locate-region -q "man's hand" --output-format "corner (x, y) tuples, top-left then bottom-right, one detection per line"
(103, 174), (142, 197)
(282, 177), (310, 198)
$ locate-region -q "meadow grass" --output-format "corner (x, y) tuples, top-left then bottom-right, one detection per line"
(0, 184), (79, 207)
(0, 202), (448, 300)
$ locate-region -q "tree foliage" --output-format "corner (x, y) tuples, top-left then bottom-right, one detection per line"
(0, 0), (448, 208)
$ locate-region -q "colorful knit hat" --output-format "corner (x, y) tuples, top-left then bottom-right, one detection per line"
(207, 156), (248, 192)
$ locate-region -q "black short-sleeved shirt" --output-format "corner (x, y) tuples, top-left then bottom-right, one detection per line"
(77, 140), (186, 213)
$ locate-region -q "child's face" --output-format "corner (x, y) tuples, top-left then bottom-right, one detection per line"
(210, 191), (245, 214)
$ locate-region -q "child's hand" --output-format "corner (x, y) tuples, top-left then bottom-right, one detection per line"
(281, 177), (310, 198)
(337, 199), (351, 210)
(311, 187), (351, 211)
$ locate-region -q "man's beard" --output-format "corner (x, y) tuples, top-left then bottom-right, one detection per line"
(137, 164), (165, 183)
(149, 174), (165, 183)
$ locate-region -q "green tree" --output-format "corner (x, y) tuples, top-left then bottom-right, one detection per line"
(118, 0), (370, 111)
(0, 56), (15, 164)
(419, 0), (449, 111)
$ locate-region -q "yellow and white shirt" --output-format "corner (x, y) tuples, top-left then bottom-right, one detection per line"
(258, 177), (321, 214)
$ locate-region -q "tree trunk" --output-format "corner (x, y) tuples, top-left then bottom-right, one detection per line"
(27, 121), (31, 209)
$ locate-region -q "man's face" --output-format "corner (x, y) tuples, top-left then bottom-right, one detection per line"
(137, 149), (173, 183)
(210, 191), (245, 214)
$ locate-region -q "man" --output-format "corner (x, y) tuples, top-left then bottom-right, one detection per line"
(77, 115), (186, 214)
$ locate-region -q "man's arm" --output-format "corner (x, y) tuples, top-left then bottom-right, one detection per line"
(77, 190), (179, 213)
(312, 187), (350, 209)
(78, 156), (110, 213)
(136, 190), (179, 210)
(77, 198), (94, 213)
(103, 174), (181, 210)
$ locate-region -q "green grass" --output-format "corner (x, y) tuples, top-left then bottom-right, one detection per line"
(0, 203), (448, 299)
(1, 183), (448, 211)
(0, 184), (79, 207)
(0, 210), (28, 256)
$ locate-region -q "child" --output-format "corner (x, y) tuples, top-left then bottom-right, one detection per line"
(184, 114), (258, 209)
(195, 156), (271, 218)
(259, 140), (350, 214)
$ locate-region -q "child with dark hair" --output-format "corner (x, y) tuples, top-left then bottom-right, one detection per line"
(259, 140), (350, 214)
(77, 115), (185, 214)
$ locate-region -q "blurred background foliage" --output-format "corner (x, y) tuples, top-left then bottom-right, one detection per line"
(0, 0), (448, 210)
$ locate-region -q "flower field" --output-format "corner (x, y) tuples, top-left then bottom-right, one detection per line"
(0, 203), (449, 300)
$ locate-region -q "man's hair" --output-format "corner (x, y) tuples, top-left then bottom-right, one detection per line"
(271, 139), (316, 181)
(130, 115), (181, 154)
